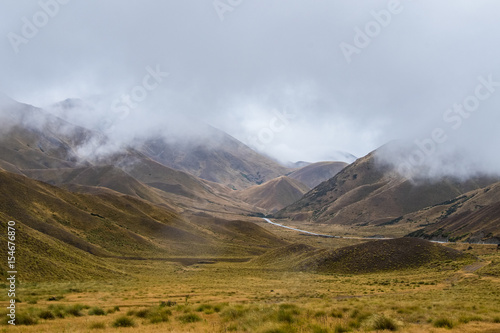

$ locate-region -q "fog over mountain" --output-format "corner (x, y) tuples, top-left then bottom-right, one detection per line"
(1, 1), (500, 172)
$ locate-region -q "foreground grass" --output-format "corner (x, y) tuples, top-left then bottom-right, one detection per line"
(1, 251), (499, 332)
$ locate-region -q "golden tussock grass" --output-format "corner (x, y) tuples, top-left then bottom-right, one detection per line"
(1, 249), (499, 332)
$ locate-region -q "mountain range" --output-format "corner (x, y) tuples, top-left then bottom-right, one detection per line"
(0, 169), (285, 280)
(275, 145), (499, 234)
(1, 91), (499, 282)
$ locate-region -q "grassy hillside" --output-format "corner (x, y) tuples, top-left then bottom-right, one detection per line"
(0, 98), (278, 215)
(0, 98), (94, 170)
(253, 238), (475, 274)
(0, 171), (286, 281)
(0, 213), (123, 281)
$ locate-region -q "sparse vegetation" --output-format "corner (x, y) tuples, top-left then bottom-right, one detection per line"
(89, 321), (106, 329)
(0, 255), (499, 332)
(433, 317), (455, 329)
(0, 217), (498, 332)
(373, 315), (398, 331)
(66, 304), (88, 317)
(176, 313), (202, 323)
(14, 312), (38, 325)
(88, 307), (106, 316)
(112, 316), (135, 328)
(38, 310), (55, 320)
(334, 324), (349, 333)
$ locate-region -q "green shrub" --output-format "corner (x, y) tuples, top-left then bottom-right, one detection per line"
(88, 307), (106, 316)
(47, 304), (65, 318)
(311, 324), (330, 333)
(221, 306), (248, 320)
(348, 310), (371, 329)
(459, 315), (483, 323)
(334, 324), (349, 333)
(89, 322), (106, 329)
(263, 326), (296, 333)
(213, 304), (225, 313)
(66, 304), (88, 317)
(196, 304), (212, 312)
(349, 309), (360, 318)
(38, 310), (55, 320)
(177, 313), (202, 324)
(433, 318), (454, 329)
(279, 304), (299, 312)
(277, 310), (295, 323)
(112, 316), (135, 327)
(314, 311), (327, 318)
(149, 310), (170, 324)
(330, 310), (343, 318)
(14, 312), (38, 325)
(227, 323), (238, 331)
(130, 306), (172, 323)
(135, 308), (150, 318)
(373, 316), (398, 331)
(276, 304), (300, 324)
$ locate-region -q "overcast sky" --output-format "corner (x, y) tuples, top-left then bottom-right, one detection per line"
(1, 1), (500, 171)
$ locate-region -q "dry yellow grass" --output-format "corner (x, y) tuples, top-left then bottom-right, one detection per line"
(1, 249), (499, 332)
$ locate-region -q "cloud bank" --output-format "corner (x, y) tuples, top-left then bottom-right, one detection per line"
(1, 0), (500, 174)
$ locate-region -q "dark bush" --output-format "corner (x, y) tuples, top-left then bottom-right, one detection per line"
(112, 316), (135, 328)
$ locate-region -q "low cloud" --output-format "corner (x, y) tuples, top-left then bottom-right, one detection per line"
(1, 1), (500, 173)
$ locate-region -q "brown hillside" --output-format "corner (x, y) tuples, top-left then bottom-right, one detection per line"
(139, 130), (290, 190)
(0, 97), (284, 214)
(288, 161), (348, 188)
(22, 152), (257, 215)
(401, 181), (500, 243)
(45, 97), (291, 190)
(275, 144), (499, 225)
(237, 176), (310, 213)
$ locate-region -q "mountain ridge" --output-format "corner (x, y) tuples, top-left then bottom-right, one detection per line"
(288, 161), (348, 188)
(0, 169), (287, 281)
(275, 145), (499, 225)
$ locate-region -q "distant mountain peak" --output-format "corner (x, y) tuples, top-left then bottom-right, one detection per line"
(0, 92), (19, 108)
(52, 98), (88, 110)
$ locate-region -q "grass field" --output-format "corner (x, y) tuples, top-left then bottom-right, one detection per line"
(1, 242), (499, 332)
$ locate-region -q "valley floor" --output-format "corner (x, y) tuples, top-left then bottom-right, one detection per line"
(1, 244), (499, 333)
